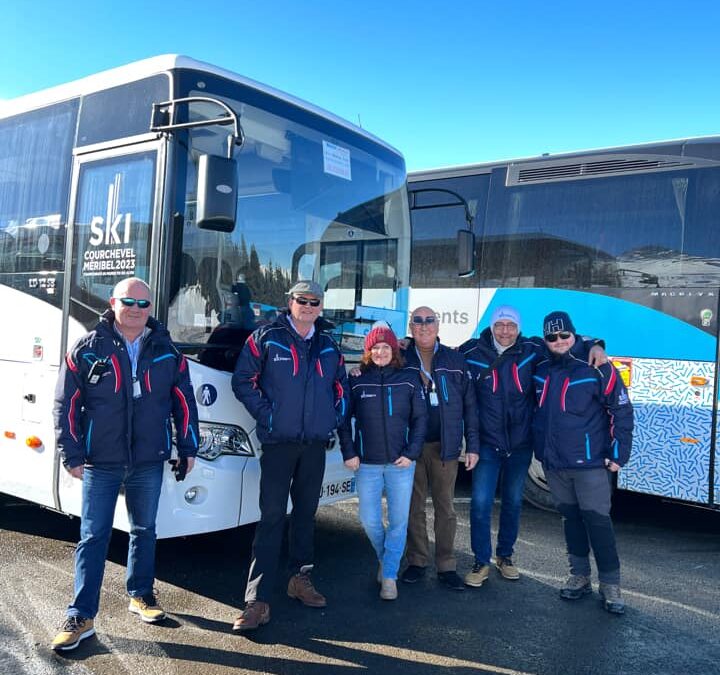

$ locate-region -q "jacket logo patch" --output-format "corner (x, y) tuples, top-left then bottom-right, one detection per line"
(618, 391), (629, 405)
(273, 354), (292, 362)
(360, 391), (377, 399)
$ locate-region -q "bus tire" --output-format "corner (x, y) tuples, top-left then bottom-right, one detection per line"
(523, 458), (557, 512)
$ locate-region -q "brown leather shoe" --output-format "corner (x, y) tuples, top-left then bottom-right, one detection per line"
(287, 572), (327, 608)
(232, 602), (270, 631)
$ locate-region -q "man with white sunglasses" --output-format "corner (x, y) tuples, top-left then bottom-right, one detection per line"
(52, 277), (199, 651)
(401, 306), (480, 590)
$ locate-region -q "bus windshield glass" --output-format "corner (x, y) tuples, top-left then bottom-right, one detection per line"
(167, 70), (409, 365)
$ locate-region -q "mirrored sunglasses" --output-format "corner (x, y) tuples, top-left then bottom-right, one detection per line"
(545, 331), (572, 342)
(412, 315), (437, 325)
(293, 296), (321, 307)
(119, 297), (151, 308)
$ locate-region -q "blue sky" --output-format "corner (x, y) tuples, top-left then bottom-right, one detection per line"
(3, 0), (719, 171)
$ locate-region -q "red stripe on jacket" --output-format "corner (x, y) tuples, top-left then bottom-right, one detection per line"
(110, 354), (122, 393)
(173, 386), (190, 437)
(67, 389), (81, 442)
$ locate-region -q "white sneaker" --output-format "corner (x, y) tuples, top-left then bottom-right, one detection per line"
(380, 578), (397, 600)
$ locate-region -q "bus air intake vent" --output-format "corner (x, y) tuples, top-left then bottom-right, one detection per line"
(506, 154), (710, 186)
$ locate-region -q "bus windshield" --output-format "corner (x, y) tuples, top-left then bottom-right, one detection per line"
(167, 70), (409, 366)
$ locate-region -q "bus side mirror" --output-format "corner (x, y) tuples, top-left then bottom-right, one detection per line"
(196, 154), (237, 232)
(458, 229), (476, 277)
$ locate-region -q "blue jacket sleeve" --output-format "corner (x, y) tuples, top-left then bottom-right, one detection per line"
(53, 350), (87, 470)
(231, 329), (274, 427)
(404, 376), (428, 460)
(461, 360), (481, 454)
(599, 363), (634, 466)
(333, 352), (350, 427)
(172, 354), (200, 458)
(337, 379), (356, 460)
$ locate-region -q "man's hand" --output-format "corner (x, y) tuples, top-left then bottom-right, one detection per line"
(349, 367), (362, 377)
(588, 345), (608, 367)
(398, 338), (409, 350)
(68, 465), (84, 479)
(464, 453), (479, 471)
(185, 457), (196, 475)
(394, 456), (412, 468)
(605, 459), (620, 473)
(344, 457), (360, 471)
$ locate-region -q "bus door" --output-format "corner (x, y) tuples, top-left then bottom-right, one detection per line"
(57, 142), (163, 517)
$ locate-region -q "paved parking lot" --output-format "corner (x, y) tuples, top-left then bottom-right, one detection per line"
(1, 482), (719, 675)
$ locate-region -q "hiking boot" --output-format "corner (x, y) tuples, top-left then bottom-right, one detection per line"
(51, 616), (95, 651)
(400, 565), (426, 584)
(599, 583), (625, 615)
(128, 591), (166, 623)
(464, 562), (491, 587)
(232, 601), (270, 631)
(559, 574), (592, 600)
(379, 578), (398, 600)
(495, 556), (521, 580)
(437, 570), (466, 591)
(287, 572), (327, 608)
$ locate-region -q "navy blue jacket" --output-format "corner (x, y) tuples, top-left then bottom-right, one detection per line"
(403, 339), (480, 461)
(532, 342), (633, 471)
(54, 313), (199, 470)
(232, 312), (349, 445)
(460, 329), (544, 455)
(338, 365), (428, 464)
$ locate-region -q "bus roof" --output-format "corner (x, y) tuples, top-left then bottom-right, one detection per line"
(410, 134), (720, 180)
(0, 54), (402, 157)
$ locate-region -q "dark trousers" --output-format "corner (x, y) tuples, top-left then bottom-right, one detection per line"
(546, 468), (620, 585)
(245, 441), (326, 603)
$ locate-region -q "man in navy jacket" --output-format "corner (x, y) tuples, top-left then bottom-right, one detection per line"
(231, 280), (349, 631)
(51, 277), (199, 651)
(401, 306), (480, 590)
(534, 311), (633, 614)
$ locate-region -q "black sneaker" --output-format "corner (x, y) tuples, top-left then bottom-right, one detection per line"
(401, 565), (426, 584)
(437, 570), (465, 591)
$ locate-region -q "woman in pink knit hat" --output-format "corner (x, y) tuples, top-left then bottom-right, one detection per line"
(338, 326), (427, 600)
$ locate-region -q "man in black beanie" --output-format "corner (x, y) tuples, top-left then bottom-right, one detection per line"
(533, 311), (633, 614)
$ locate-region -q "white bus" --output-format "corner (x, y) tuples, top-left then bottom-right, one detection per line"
(408, 137), (720, 510)
(0, 55), (411, 536)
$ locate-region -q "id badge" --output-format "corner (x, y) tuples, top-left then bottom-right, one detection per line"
(429, 390), (439, 407)
(132, 377), (142, 399)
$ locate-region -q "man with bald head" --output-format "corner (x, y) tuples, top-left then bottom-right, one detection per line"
(52, 277), (199, 651)
(401, 306), (480, 590)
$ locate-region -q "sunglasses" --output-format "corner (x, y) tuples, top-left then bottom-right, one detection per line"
(412, 315), (437, 325)
(293, 296), (321, 307)
(545, 331), (572, 342)
(118, 297), (151, 308)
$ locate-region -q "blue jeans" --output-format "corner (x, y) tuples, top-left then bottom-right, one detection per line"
(356, 462), (416, 580)
(470, 447), (532, 565)
(68, 463), (163, 619)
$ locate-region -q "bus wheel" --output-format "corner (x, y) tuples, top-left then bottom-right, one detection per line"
(523, 458), (556, 512)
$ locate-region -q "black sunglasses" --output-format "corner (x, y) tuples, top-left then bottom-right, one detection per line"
(412, 315), (437, 325)
(545, 331), (572, 342)
(293, 296), (321, 307)
(119, 297), (151, 308)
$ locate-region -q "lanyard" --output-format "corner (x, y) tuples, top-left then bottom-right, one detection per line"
(415, 342), (438, 390)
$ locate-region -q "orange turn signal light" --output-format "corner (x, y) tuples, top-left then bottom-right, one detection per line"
(690, 376), (708, 387)
(25, 436), (43, 449)
(4, 431), (16, 439)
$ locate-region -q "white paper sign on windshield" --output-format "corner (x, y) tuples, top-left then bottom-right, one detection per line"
(322, 140), (352, 181)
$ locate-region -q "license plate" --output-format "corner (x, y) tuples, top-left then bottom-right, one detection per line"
(320, 476), (356, 499)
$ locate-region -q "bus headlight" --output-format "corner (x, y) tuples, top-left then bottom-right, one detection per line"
(197, 423), (254, 460)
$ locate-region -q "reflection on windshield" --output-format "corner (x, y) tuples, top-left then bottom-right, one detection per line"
(167, 79), (408, 371)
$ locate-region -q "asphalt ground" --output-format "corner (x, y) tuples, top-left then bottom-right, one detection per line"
(1, 478), (719, 675)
